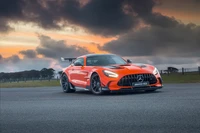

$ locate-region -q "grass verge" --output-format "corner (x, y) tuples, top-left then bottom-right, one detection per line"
(161, 73), (200, 83)
(0, 74), (199, 88)
(0, 80), (60, 88)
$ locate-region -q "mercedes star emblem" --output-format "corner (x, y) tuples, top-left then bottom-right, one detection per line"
(137, 75), (144, 82)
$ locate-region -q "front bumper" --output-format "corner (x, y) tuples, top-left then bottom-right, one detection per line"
(102, 85), (163, 92)
(100, 76), (163, 91)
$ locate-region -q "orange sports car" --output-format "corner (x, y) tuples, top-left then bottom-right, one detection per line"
(60, 54), (163, 95)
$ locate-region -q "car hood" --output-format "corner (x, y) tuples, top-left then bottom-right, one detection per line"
(103, 63), (155, 74)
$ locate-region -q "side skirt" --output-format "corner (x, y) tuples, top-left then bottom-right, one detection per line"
(86, 85), (110, 91)
(74, 86), (90, 91)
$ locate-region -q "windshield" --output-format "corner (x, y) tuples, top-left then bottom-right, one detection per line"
(86, 55), (127, 66)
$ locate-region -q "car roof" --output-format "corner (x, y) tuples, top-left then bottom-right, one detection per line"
(82, 54), (116, 58)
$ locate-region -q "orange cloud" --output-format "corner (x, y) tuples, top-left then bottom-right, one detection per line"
(0, 45), (36, 58)
(154, 8), (200, 24)
(5, 30), (116, 46)
(153, 1), (200, 25)
(46, 33), (116, 45)
(1, 30), (116, 57)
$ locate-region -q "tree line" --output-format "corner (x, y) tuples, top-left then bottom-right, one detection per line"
(1, 66), (199, 82)
(0, 68), (56, 81)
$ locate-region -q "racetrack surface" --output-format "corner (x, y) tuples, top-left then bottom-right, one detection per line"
(1, 84), (200, 133)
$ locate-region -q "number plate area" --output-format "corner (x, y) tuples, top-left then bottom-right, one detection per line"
(132, 82), (149, 87)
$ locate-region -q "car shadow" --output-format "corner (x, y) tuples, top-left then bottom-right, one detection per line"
(73, 90), (162, 96)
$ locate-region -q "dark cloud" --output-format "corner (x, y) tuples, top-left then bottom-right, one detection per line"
(0, 0), (25, 32)
(0, 55), (21, 64)
(130, 56), (200, 66)
(0, 57), (54, 72)
(36, 35), (90, 59)
(98, 1), (200, 57)
(0, 0), (58, 33)
(0, 18), (13, 32)
(0, 0), (200, 36)
(123, 56), (200, 70)
(19, 49), (37, 58)
(100, 19), (200, 57)
(5, 55), (21, 63)
(1, 54), (199, 72)
(0, 0), (157, 35)
(0, 35), (91, 72)
(151, 57), (199, 65)
(0, 0), (24, 16)
(156, 0), (200, 14)
(144, 13), (179, 28)
(0, 53), (63, 72)
(0, 0), (200, 72)
(57, 0), (141, 36)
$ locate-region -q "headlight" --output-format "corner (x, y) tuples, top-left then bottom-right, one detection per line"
(103, 70), (118, 78)
(153, 68), (159, 75)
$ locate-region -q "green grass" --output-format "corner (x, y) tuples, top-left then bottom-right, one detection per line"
(161, 73), (200, 83)
(0, 80), (60, 88)
(0, 73), (200, 88)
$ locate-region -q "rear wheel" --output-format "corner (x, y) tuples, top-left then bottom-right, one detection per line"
(90, 73), (104, 95)
(60, 74), (75, 93)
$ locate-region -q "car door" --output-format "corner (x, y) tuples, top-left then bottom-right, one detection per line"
(78, 57), (90, 87)
(70, 58), (87, 87)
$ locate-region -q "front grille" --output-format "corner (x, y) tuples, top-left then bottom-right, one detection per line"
(118, 74), (157, 86)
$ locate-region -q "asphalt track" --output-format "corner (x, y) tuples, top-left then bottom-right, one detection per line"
(1, 83), (200, 133)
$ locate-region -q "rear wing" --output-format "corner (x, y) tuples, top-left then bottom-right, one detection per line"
(61, 57), (76, 63)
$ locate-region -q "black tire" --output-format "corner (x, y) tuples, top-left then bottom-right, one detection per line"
(145, 89), (157, 92)
(60, 74), (75, 93)
(90, 73), (104, 95)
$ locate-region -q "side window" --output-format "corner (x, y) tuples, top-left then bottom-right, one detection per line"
(86, 57), (100, 66)
(73, 58), (84, 66)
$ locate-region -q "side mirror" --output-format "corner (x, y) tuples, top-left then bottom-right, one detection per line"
(74, 62), (83, 66)
(127, 59), (132, 63)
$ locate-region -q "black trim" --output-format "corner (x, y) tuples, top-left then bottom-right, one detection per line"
(82, 82), (163, 92)
(158, 77), (163, 84)
(86, 82), (111, 91)
(101, 81), (112, 91)
(102, 87), (110, 91)
(118, 74), (157, 86)
(114, 86), (163, 92)
(86, 85), (90, 90)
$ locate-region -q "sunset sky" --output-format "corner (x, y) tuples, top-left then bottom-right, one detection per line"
(0, 0), (200, 72)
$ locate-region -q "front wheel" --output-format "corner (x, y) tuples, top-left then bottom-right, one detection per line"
(60, 74), (75, 93)
(90, 73), (104, 95)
